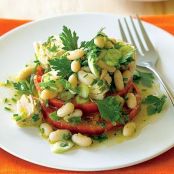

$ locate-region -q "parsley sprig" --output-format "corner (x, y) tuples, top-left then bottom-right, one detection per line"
(143, 95), (167, 115)
(49, 57), (72, 78)
(59, 26), (79, 51)
(13, 75), (35, 95)
(96, 96), (122, 124)
(133, 70), (154, 87)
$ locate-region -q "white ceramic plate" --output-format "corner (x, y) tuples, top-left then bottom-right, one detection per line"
(0, 13), (174, 171)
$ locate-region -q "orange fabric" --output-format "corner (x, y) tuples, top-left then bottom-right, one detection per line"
(0, 15), (174, 174)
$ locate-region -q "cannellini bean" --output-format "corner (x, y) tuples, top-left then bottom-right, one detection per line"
(122, 70), (132, 82)
(126, 93), (137, 109)
(94, 36), (106, 48)
(123, 122), (136, 137)
(128, 61), (136, 73)
(64, 109), (83, 122)
(114, 70), (124, 91)
(81, 66), (91, 72)
(17, 66), (34, 80)
(68, 74), (78, 88)
(72, 133), (92, 147)
(49, 129), (71, 143)
(100, 69), (108, 80)
(69, 109), (83, 117)
(71, 60), (81, 72)
(105, 41), (114, 48)
(78, 70), (96, 86)
(40, 123), (53, 137)
(98, 60), (116, 72)
(57, 102), (74, 117)
(104, 73), (112, 85)
(109, 37), (117, 44)
(67, 49), (84, 60)
(40, 89), (58, 100)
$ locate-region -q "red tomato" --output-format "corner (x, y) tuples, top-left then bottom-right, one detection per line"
(41, 104), (114, 135)
(42, 82), (141, 135)
(49, 98), (98, 114)
(36, 65), (44, 76)
(34, 66), (44, 92)
(34, 75), (42, 91)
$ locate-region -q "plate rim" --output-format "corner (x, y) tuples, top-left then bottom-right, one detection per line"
(0, 12), (174, 171)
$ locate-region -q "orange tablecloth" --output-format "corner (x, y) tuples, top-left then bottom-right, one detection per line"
(0, 15), (174, 174)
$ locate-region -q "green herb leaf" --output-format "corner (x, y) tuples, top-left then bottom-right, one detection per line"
(92, 134), (108, 142)
(49, 57), (72, 78)
(68, 117), (81, 124)
(133, 70), (154, 87)
(59, 26), (79, 51)
(96, 96), (122, 123)
(143, 95), (167, 115)
(49, 111), (60, 121)
(39, 80), (57, 91)
(4, 107), (12, 111)
(32, 114), (40, 122)
(13, 81), (31, 94)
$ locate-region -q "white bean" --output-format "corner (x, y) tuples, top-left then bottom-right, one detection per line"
(114, 70), (124, 91)
(78, 70), (96, 86)
(40, 123), (53, 137)
(94, 36), (106, 48)
(69, 109), (83, 117)
(49, 129), (71, 143)
(126, 93), (137, 109)
(64, 109), (83, 122)
(40, 89), (58, 100)
(71, 60), (81, 72)
(123, 122), (136, 137)
(57, 102), (74, 117)
(104, 73), (112, 85)
(67, 49), (84, 60)
(98, 60), (116, 72)
(68, 74), (78, 88)
(128, 61), (136, 73)
(81, 66), (91, 72)
(122, 70), (132, 82)
(17, 66), (34, 80)
(72, 133), (92, 147)
(109, 37), (117, 44)
(105, 41), (114, 48)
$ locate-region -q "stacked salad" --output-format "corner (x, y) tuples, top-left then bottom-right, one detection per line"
(2, 26), (151, 153)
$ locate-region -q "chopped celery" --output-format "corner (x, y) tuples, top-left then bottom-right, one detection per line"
(75, 95), (89, 104)
(78, 84), (89, 98)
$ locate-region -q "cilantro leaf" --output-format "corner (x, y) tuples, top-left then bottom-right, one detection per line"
(13, 80), (32, 94)
(49, 111), (61, 121)
(68, 117), (81, 124)
(39, 80), (57, 91)
(59, 26), (79, 51)
(92, 134), (108, 143)
(143, 95), (167, 115)
(32, 114), (40, 122)
(133, 70), (154, 87)
(96, 96), (122, 123)
(49, 57), (72, 78)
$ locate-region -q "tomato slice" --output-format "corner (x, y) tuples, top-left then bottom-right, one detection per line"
(48, 81), (139, 115)
(42, 83), (141, 135)
(49, 98), (98, 114)
(36, 65), (44, 76)
(41, 104), (114, 135)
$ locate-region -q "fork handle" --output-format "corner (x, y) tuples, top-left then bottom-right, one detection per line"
(146, 66), (174, 106)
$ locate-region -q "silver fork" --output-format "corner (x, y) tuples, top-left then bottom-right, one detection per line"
(118, 15), (174, 106)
